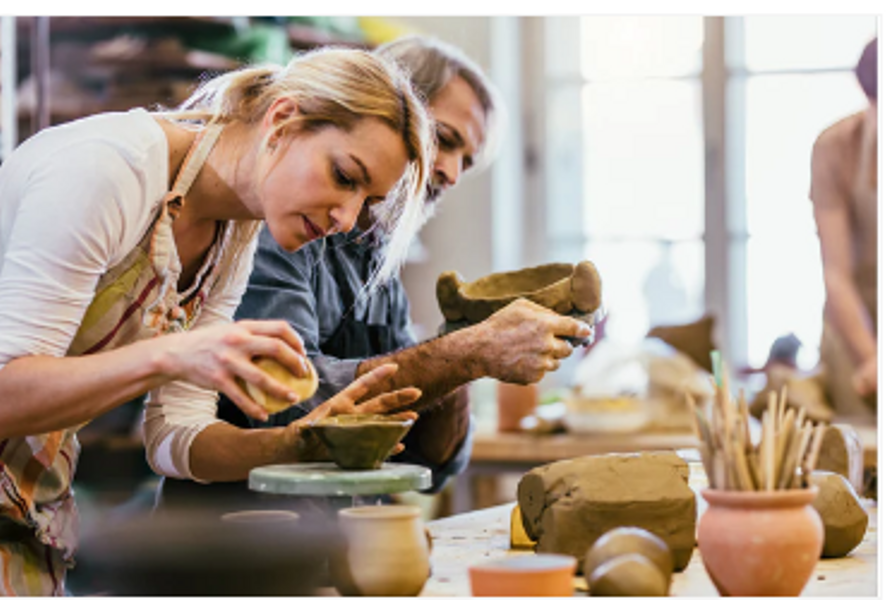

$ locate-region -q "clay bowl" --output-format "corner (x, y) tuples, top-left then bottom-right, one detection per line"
(469, 553), (577, 596)
(437, 261), (602, 325)
(309, 414), (415, 470)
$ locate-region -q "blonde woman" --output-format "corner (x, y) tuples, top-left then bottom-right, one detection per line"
(0, 47), (433, 594)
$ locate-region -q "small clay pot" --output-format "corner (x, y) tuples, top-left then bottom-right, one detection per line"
(331, 505), (431, 596)
(468, 554), (577, 597)
(309, 414), (414, 470)
(698, 488), (823, 596)
(584, 527), (673, 581)
(437, 261), (602, 324)
(496, 382), (538, 432)
(587, 554), (669, 596)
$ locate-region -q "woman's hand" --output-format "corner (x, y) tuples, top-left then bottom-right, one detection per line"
(159, 319), (311, 421)
(286, 363), (421, 460)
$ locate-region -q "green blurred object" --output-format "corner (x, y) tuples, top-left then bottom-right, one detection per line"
(288, 16), (366, 41)
(184, 22), (292, 65)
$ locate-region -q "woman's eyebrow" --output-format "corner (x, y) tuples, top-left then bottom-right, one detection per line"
(348, 154), (372, 186)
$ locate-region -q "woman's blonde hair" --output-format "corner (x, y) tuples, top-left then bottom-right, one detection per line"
(161, 47), (435, 287)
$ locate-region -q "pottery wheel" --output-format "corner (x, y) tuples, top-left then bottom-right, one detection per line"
(248, 463), (432, 497)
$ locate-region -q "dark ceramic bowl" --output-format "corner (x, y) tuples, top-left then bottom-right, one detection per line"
(309, 414), (415, 470)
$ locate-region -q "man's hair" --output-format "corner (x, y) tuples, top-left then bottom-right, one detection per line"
(856, 38), (877, 100)
(376, 35), (505, 171)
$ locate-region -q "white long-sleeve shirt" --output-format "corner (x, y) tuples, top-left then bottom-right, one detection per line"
(0, 109), (255, 481)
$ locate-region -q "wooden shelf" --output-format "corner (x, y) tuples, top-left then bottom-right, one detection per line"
(16, 16), (236, 39)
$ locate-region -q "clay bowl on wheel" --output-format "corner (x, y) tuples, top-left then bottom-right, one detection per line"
(309, 414), (415, 470)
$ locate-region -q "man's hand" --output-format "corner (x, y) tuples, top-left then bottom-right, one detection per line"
(473, 299), (592, 384)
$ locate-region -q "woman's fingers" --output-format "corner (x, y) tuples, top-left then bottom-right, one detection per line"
(238, 322), (310, 379)
(239, 319), (306, 355)
(215, 375), (270, 422)
(235, 359), (306, 406)
(335, 363), (399, 404)
(388, 410), (420, 422)
(303, 400), (333, 423)
(355, 388), (422, 415)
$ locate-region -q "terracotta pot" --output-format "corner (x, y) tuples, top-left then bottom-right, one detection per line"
(331, 505), (431, 596)
(468, 553), (577, 596)
(497, 382), (538, 432)
(698, 488), (823, 596)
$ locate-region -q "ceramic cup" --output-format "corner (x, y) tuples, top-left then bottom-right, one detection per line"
(331, 505), (431, 596)
(469, 553), (577, 596)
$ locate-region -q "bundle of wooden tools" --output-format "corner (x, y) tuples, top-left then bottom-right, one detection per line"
(686, 352), (826, 491)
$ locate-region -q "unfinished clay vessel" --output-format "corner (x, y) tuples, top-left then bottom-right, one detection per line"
(331, 505), (431, 596)
(809, 471), (868, 558)
(698, 488), (822, 596)
(309, 414), (414, 470)
(436, 261), (602, 325)
(815, 424), (864, 494)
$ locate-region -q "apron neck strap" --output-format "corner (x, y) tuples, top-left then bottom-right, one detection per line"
(165, 122), (225, 217)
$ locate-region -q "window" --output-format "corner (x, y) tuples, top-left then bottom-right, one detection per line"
(728, 16), (877, 369)
(543, 15), (877, 369)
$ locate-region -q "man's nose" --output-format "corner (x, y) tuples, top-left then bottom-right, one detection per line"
(436, 152), (463, 188)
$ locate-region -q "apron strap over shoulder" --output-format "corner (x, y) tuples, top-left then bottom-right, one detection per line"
(164, 122), (226, 219)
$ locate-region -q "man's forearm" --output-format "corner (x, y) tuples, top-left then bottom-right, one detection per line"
(355, 326), (486, 410)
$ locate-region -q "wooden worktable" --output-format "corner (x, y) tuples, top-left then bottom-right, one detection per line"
(424, 498), (877, 596)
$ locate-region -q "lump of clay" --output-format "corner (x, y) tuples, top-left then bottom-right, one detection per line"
(584, 527), (672, 582)
(816, 424), (864, 494)
(436, 261), (602, 325)
(517, 452), (696, 572)
(809, 471), (869, 558)
(243, 357), (319, 414)
(587, 554), (668, 596)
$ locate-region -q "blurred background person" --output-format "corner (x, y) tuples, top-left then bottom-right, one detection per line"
(809, 37), (878, 419)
